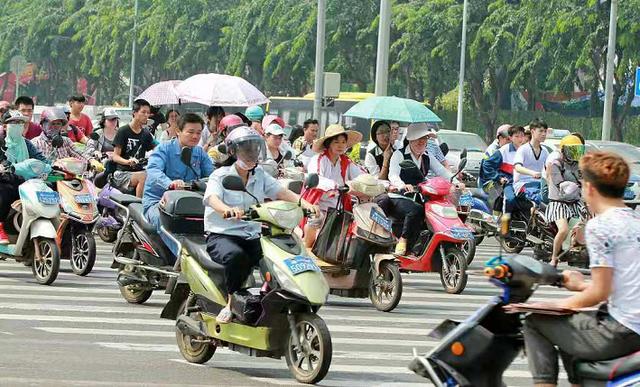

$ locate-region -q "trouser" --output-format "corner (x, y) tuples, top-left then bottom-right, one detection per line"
(144, 203), (179, 258)
(0, 180), (20, 221)
(375, 195), (423, 247)
(523, 306), (640, 384)
(206, 233), (262, 295)
(504, 184), (516, 213)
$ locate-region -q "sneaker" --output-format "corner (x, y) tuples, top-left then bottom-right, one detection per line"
(216, 306), (233, 324)
(0, 223), (9, 245)
(394, 240), (407, 256)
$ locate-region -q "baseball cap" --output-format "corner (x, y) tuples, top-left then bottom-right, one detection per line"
(265, 123), (285, 136)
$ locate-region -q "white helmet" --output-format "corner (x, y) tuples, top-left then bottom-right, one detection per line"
(225, 126), (265, 164)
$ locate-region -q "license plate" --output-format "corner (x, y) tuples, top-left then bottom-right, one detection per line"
(459, 193), (474, 206)
(370, 207), (392, 232)
(74, 194), (93, 204)
(36, 191), (59, 205)
(624, 188), (635, 200)
(450, 227), (474, 240)
(283, 256), (320, 275)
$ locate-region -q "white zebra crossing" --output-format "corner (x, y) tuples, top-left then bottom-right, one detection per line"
(0, 240), (571, 386)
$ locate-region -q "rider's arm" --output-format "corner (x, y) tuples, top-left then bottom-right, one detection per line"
(428, 153), (454, 181)
(67, 139), (88, 161)
(112, 145), (130, 166)
(481, 150), (503, 183)
(557, 267), (612, 309)
(364, 152), (380, 177)
(515, 164), (540, 177)
(199, 148), (214, 178)
(25, 140), (47, 163)
(145, 149), (172, 190)
(387, 149), (405, 189)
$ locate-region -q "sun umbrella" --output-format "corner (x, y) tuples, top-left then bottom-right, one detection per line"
(136, 80), (182, 106)
(344, 96), (441, 123)
(175, 73), (269, 107)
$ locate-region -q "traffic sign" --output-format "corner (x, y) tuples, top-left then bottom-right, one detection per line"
(635, 67), (640, 98)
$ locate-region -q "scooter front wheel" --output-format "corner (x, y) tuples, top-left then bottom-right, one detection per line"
(462, 238), (476, 265)
(176, 297), (216, 364)
(31, 238), (60, 285)
(70, 231), (96, 276)
(285, 313), (332, 384)
(369, 261), (403, 312)
(439, 247), (468, 294)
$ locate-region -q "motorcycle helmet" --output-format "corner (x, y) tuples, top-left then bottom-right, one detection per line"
(559, 135), (585, 163)
(217, 114), (245, 134)
(40, 107), (68, 147)
(1, 110), (29, 124)
(225, 126), (265, 167)
(244, 105), (265, 122)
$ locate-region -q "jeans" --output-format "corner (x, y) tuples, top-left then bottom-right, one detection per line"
(144, 203), (179, 257)
(523, 306), (640, 384)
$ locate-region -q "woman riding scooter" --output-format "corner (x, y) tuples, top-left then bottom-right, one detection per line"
(0, 110), (48, 244)
(31, 107), (89, 164)
(203, 126), (319, 323)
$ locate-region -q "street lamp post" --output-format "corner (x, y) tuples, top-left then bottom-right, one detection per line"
(601, 0), (618, 141)
(455, 0), (469, 132)
(374, 0), (391, 96)
(313, 0), (326, 125)
(128, 0), (139, 108)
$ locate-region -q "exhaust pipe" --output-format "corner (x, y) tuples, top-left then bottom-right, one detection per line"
(176, 315), (208, 338)
(115, 256), (178, 277)
(117, 271), (145, 287)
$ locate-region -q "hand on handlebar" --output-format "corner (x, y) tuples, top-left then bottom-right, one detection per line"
(223, 207), (244, 220)
(301, 199), (321, 218)
(499, 177), (509, 186)
(404, 184), (415, 193)
(128, 158), (139, 167)
(169, 180), (185, 190)
(561, 270), (586, 291)
(533, 172), (542, 179)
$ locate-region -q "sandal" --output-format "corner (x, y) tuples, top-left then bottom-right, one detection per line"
(216, 306), (233, 324)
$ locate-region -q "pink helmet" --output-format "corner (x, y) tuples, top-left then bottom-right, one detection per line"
(261, 114), (285, 130)
(218, 114), (245, 133)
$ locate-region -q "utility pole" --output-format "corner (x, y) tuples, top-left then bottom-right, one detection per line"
(601, 0), (618, 141)
(313, 0), (326, 125)
(455, 0), (469, 132)
(374, 0), (392, 96)
(128, 0), (139, 108)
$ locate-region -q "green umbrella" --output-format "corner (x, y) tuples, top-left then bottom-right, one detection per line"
(343, 96), (442, 123)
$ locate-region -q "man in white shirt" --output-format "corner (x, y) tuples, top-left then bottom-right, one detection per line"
(513, 118), (549, 198)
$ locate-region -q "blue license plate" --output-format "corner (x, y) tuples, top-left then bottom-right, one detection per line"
(283, 256), (320, 275)
(624, 188), (635, 200)
(459, 193), (474, 206)
(36, 191), (59, 205)
(74, 194), (93, 204)
(370, 207), (392, 232)
(450, 227), (474, 240)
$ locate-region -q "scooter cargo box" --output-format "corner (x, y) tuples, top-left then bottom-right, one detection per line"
(159, 191), (205, 235)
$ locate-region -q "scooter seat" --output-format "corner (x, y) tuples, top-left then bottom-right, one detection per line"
(111, 193), (142, 206)
(182, 238), (227, 293)
(575, 352), (640, 381)
(128, 203), (157, 235)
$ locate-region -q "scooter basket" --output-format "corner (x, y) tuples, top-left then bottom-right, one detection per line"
(159, 191), (205, 235)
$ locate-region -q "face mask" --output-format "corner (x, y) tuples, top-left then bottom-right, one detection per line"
(6, 124), (23, 139)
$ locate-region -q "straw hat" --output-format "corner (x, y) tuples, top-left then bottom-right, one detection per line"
(347, 174), (386, 197)
(312, 124), (363, 153)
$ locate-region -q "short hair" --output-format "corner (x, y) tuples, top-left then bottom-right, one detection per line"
(508, 125), (525, 137)
(580, 152), (629, 199)
(206, 106), (225, 120)
(303, 119), (319, 129)
(132, 98), (151, 113)
(14, 96), (34, 108)
(528, 118), (548, 130)
(166, 109), (180, 119)
(68, 95), (87, 103)
(178, 113), (204, 130)
(322, 133), (348, 150)
(570, 131), (586, 145)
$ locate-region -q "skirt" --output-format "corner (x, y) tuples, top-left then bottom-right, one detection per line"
(545, 201), (589, 223)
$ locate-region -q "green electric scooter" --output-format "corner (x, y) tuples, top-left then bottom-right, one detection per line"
(161, 174), (332, 384)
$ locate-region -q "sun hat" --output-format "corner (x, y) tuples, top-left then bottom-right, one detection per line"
(405, 122), (434, 141)
(312, 124), (363, 153)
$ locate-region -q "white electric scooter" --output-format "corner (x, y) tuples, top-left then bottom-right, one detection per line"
(0, 154), (62, 285)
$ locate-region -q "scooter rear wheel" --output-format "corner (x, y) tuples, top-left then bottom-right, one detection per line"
(499, 236), (525, 254)
(31, 238), (60, 285)
(97, 225), (118, 243)
(70, 231), (96, 276)
(462, 238), (476, 265)
(439, 247), (468, 294)
(119, 284), (153, 304)
(369, 261), (403, 312)
(285, 313), (332, 384)
(176, 297), (216, 364)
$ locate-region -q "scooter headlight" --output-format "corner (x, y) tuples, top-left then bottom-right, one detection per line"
(431, 204), (459, 219)
(272, 264), (305, 299)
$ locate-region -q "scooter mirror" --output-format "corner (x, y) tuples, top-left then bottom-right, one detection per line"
(439, 142), (449, 157)
(180, 146), (193, 167)
(89, 132), (100, 141)
(460, 148), (468, 160)
(458, 157), (468, 172)
(217, 144), (227, 154)
(222, 175), (245, 192)
(283, 150), (293, 161)
(304, 173), (319, 189)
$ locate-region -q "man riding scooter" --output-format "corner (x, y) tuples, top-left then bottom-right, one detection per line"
(143, 113), (214, 256)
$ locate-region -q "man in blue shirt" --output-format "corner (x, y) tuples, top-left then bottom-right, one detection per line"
(143, 113), (214, 245)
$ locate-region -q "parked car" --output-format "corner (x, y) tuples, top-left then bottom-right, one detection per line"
(586, 140), (640, 209)
(437, 130), (488, 182)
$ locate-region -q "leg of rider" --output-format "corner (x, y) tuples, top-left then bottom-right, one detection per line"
(303, 224), (318, 249)
(145, 203), (178, 259)
(551, 218), (569, 266)
(504, 184), (516, 213)
(524, 310), (640, 387)
(391, 198), (423, 254)
(130, 171), (146, 198)
(0, 183), (20, 243)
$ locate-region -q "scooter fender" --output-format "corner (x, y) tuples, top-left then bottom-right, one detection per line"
(160, 274), (191, 320)
(372, 253), (398, 275)
(420, 232), (466, 272)
(30, 219), (57, 240)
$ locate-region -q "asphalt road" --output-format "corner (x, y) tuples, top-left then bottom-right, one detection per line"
(0, 239), (571, 386)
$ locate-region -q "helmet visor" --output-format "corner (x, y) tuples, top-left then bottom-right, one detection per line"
(235, 138), (265, 164)
(563, 144), (585, 162)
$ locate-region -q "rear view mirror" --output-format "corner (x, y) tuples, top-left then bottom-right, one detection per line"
(221, 175), (245, 191)
(305, 173), (319, 189)
(458, 158), (468, 172)
(217, 144), (227, 154)
(460, 148), (468, 160)
(439, 142), (449, 157)
(180, 146), (193, 167)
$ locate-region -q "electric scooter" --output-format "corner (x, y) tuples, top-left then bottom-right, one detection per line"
(0, 156), (61, 285)
(161, 174), (333, 384)
(393, 156), (475, 294)
(409, 253), (640, 387)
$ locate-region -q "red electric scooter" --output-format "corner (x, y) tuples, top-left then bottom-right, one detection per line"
(393, 153), (474, 294)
